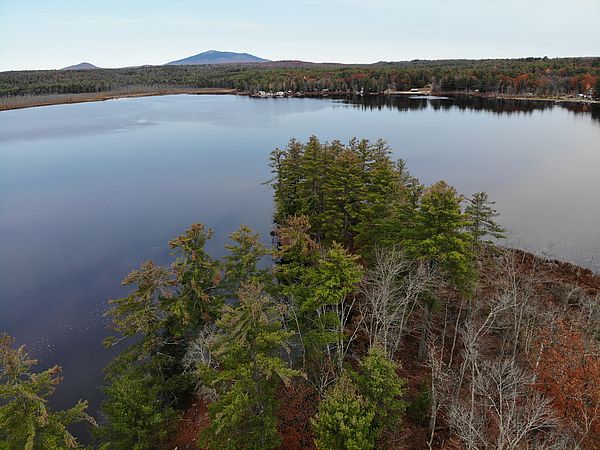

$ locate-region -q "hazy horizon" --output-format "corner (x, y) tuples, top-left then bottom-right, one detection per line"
(1, 0), (599, 72)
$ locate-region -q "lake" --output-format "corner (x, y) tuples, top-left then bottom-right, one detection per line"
(0, 94), (599, 420)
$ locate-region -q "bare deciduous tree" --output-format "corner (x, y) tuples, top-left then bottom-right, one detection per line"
(183, 325), (218, 401)
(183, 325), (217, 372)
(426, 340), (453, 449)
(361, 247), (439, 358)
(475, 359), (556, 449)
(578, 293), (600, 340)
(450, 357), (557, 450)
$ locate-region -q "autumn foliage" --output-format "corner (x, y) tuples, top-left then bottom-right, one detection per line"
(276, 381), (318, 450)
(534, 321), (600, 447)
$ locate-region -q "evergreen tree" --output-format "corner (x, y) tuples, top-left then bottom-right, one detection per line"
(270, 137), (406, 252)
(167, 223), (223, 336)
(275, 216), (363, 386)
(310, 348), (407, 448)
(104, 224), (222, 372)
(100, 260), (188, 450)
(98, 369), (176, 450)
(354, 346), (407, 437)
(101, 224), (223, 449)
(354, 144), (405, 246)
(295, 243), (362, 346)
(321, 146), (365, 246)
(0, 334), (95, 449)
(221, 225), (271, 297)
(401, 181), (475, 359)
(363, 159), (423, 253)
(297, 136), (333, 241)
(465, 191), (505, 247)
(103, 260), (173, 375)
(199, 282), (300, 450)
(270, 139), (305, 226)
(311, 373), (376, 450)
(273, 215), (321, 314)
(406, 181), (475, 291)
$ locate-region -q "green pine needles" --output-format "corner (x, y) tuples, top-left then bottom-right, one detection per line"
(0, 334), (96, 449)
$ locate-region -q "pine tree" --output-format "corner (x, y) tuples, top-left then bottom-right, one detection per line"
(221, 225), (271, 297)
(0, 334), (96, 449)
(270, 139), (305, 226)
(402, 181), (475, 359)
(270, 138), (407, 253)
(199, 282), (300, 450)
(101, 224), (223, 449)
(100, 260), (188, 450)
(361, 158), (422, 254)
(103, 260), (173, 375)
(311, 373), (376, 450)
(274, 215), (321, 311)
(354, 346), (407, 437)
(275, 216), (362, 387)
(465, 191), (505, 247)
(168, 223), (223, 336)
(297, 136), (332, 241)
(322, 147), (365, 246)
(407, 181), (475, 291)
(99, 368), (177, 450)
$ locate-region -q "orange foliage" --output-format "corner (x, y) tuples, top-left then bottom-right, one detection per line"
(579, 74), (597, 92)
(513, 73), (529, 90)
(534, 321), (600, 447)
(276, 380), (318, 450)
(351, 73), (369, 81)
(568, 74), (597, 93)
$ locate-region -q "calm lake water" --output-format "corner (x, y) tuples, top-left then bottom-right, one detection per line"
(1, 94), (599, 420)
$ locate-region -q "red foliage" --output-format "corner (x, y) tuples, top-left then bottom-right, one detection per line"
(534, 321), (600, 447)
(513, 73), (529, 90)
(579, 74), (597, 92)
(276, 379), (319, 450)
(167, 397), (209, 450)
(351, 73), (369, 81)
(567, 74), (598, 92)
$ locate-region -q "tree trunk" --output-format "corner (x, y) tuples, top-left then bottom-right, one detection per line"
(418, 304), (433, 360)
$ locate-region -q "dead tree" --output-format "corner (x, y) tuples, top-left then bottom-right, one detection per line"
(449, 357), (557, 449)
(426, 340), (453, 449)
(475, 359), (557, 449)
(361, 247), (439, 359)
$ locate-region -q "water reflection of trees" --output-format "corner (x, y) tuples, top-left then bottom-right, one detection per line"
(342, 95), (600, 123)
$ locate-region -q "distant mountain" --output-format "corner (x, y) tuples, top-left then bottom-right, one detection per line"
(61, 62), (99, 70)
(166, 50), (270, 66)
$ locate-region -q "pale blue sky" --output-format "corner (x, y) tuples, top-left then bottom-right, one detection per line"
(1, 0), (599, 71)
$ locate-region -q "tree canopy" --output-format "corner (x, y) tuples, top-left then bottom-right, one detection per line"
(1, 57), (598, 98)
(0, 334), (96, 450)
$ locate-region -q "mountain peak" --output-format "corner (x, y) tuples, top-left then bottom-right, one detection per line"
(166, 50), (270, 66)
(61, 62), (99, 70)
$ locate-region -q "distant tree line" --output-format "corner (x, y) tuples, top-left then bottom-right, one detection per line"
(1, 57), (599, 98)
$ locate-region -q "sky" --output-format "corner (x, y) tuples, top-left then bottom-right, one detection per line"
(1, 0), (599, 71)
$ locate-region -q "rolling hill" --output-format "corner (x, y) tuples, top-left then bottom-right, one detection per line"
(166, 50), (270, 65)
(61, 62), (100, 70)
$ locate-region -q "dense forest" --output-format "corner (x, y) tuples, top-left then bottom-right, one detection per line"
(1, 57), (599, 99)
(2, 137), (600, 449)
